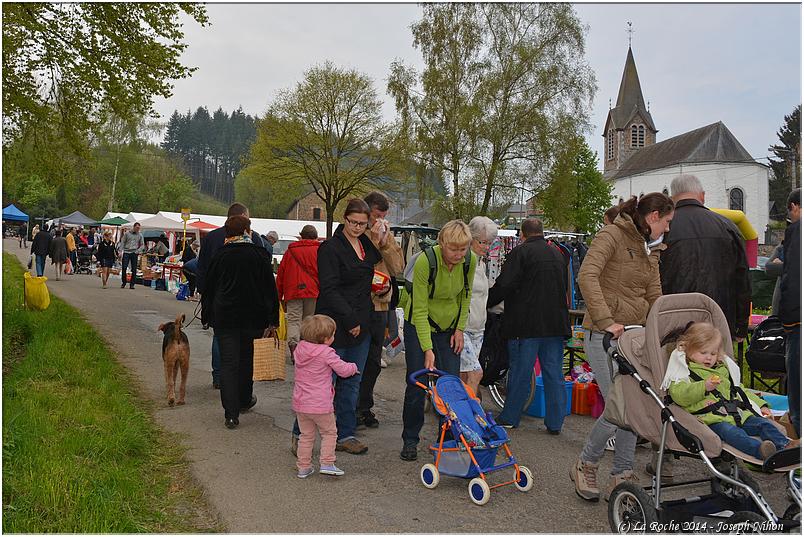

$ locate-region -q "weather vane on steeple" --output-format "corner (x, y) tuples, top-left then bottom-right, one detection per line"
(627, 21), (634, 47)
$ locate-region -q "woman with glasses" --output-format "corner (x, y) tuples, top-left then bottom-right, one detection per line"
(460, 216), (499, 397)
(292, 198), (382, 456)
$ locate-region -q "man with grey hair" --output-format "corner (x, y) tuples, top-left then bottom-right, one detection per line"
(487, 217), (570, 433)
(662, 174), (750, 339)
(262, 230), (279, 258)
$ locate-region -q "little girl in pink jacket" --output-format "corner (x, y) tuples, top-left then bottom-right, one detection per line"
(293, 314), (359, 478)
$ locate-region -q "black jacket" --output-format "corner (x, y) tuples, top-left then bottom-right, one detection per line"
(315, 225), (381, 348)
(659, 199), (751, 338)
(487, 236), (570, 339)
(197, 227), (265, 293)
(200, 242), (279, 331)
(779, 220), (800, 327)
(96, 239), (116, 262)
(30, 230), (52, 257)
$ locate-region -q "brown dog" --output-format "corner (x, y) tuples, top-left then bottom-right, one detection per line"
(158, 313), (190, 406)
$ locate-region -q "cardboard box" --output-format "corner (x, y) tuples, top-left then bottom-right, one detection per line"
(774, 412), (798, 440)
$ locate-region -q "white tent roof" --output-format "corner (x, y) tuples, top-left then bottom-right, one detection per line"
(249, 218), (327, 239)
(125, 212), (155, 223)
(158, 211), (227, 228)
(137, 213), (187, 231)
(103, 211), (129, 221)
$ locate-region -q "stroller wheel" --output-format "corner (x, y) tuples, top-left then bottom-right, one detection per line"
(728, 511), (765, 533)
(783, 504), (800, 522)
(468, 477), (491, 506)
(608, 482), (658, 533)
(420, 464), (439, 489)
(514, 466), (533, 492)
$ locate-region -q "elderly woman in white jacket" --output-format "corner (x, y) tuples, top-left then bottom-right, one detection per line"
(460, 216), (499, 396)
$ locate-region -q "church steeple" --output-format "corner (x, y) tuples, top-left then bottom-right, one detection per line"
(603, 42), (658, 178)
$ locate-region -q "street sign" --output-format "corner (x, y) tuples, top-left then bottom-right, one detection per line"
(181, 208), (191, 221)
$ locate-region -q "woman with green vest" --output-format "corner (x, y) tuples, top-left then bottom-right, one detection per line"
(400, 219), (477, 461)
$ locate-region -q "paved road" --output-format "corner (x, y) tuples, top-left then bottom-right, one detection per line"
(7, 240), (794, 533)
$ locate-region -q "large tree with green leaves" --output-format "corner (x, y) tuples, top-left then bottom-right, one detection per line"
(388, 3), (596, 218)
(248, 61), (404, 236)
(769, 105), (801, 219)
(2, 3), (208, 146)
(537, 138), (612, 234)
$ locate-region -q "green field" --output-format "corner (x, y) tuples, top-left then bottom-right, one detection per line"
(2, 254), (221, 532)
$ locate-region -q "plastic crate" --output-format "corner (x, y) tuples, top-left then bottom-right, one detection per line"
(525, 376), (573, 418)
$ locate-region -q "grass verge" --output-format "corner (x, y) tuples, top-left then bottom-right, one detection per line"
(2, 253), (222, 533)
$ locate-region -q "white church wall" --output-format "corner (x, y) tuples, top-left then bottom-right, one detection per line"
(610, 162), (770, 243)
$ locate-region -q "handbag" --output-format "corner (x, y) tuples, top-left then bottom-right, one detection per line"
(253, 328), (287, 381)
(601, 373), (630, 430)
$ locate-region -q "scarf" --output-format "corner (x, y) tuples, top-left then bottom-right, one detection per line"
(224, 233), (252, 245)
(661, 348), (762, 415)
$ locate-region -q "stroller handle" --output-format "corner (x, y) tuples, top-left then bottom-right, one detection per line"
(602, 325), (643, 353)
(407, 368), (451, 387)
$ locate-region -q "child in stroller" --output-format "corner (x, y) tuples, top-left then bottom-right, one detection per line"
(74, 245), (95, 275)
(664, 322), (798, 461)
(598, 293), (800, 533)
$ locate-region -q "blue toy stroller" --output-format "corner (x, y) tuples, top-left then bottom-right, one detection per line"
(408, 369), (534, 505)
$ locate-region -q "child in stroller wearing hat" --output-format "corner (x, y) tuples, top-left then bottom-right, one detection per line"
(665, 322), (800, 462)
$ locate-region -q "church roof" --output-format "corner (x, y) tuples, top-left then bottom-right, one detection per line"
(611, 121), (755, 180)
(606, 47), (656, 132)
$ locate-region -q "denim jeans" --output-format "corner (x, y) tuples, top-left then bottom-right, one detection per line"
(786, 328), (801, 437)
(401, 321), (460, 447)
(499, 336), (566, 430)
(211, 334), (221, 384)
(69, 250), (77, 273)
(121, 252), (138, 287)
(35, 254), (46, 277)
(292, 335), (371, 442)
(357, 310), (388, 415)
(710, 416), (790, 458)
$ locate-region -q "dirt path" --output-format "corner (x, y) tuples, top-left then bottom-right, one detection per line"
(7, 240), (794, 533)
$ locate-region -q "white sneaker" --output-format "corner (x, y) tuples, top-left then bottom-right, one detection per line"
(319, 464), (344, 476)
(380, 358), (388, 368)
(605, 436), (616, 452)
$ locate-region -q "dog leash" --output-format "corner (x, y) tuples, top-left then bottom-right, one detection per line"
(183, 299), (203, 329)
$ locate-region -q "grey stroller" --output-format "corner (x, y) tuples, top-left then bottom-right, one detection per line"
(604, 293), (800, 533)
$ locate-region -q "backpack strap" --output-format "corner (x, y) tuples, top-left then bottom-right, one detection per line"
(425, 247), (438, 299)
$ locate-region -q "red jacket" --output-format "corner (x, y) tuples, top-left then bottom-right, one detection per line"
(275, 239), (320, 301)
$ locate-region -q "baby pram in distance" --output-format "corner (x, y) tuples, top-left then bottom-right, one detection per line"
(408, 369), (533, 505)
(74, 246), (95, 275)
(601, 293), (800, 533)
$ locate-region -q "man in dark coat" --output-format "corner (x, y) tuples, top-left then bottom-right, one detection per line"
(30, 224), (52, 276)
(487, 217), (570, 432)
(779, 188), (801, 436)
(660, 174), (751, 340)
(197, 203), (266, 388)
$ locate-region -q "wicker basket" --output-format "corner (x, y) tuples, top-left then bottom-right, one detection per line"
(253, 335), (286, 381)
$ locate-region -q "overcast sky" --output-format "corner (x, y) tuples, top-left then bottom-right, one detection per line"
(152, 3), (801, 169)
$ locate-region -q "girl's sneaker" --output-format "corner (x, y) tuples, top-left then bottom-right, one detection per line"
(319, 465), (344, 476)
(297, 467), (314, 479)
(604, 436), (616, 452)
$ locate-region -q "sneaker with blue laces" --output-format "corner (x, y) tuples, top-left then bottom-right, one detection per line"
(319, 464), (344, 476)
(297, 467), (314, 479)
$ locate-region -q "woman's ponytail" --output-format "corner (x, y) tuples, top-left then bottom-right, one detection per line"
(617, 193), (674, 238)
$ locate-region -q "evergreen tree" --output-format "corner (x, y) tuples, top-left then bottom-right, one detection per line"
(769, 105), (801, 220)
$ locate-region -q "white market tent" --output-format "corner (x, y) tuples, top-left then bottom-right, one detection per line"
(102, 211), (129, 221)
(125, 212), (154, 223)
(249, 217), (327, 239)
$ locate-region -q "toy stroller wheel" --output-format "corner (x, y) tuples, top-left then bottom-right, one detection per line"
(420, 464), (439, 489)
(514, 466), (533, 492)
(468, 477), (491, 506)
(783, 503), (801, 521)
(608, 482), (658, 533)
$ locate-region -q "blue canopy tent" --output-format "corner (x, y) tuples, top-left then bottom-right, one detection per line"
(2, 204), (29, 222)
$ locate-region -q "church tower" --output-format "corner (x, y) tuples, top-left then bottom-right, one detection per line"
(603, 46), (658, 178)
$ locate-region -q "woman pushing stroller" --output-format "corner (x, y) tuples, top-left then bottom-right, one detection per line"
(665, 321), (799, 461)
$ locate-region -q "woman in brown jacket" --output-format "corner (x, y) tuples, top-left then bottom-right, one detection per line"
(570, 192), (674, 502)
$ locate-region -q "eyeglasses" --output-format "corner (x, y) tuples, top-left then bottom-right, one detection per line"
(474, 238), (491, 246)
(345, 217), (368, 229)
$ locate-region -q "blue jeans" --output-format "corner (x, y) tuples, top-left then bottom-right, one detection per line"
(709, 415), (790, 459)
(35, 254), (46, 277)
(69, 250), (77, 272)
(211, 334), (221, 384)
(401, 321), (461, 446)
(786, 328), (801, 437)
(499, 336), (566, 430)
(293, 335), (371, 442)
(121, 252), (137, 287)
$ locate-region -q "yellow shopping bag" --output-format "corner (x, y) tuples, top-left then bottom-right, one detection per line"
(277, 307), (287, 341)
(24, 272), (51, 311)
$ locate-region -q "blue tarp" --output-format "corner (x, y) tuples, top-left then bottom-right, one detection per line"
(3, 204), (29, 222)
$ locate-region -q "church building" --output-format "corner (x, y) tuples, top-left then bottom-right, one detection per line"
(603, 47), (771, 240)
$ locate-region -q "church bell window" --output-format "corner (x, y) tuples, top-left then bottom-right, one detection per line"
(607, 129), (614, 160)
